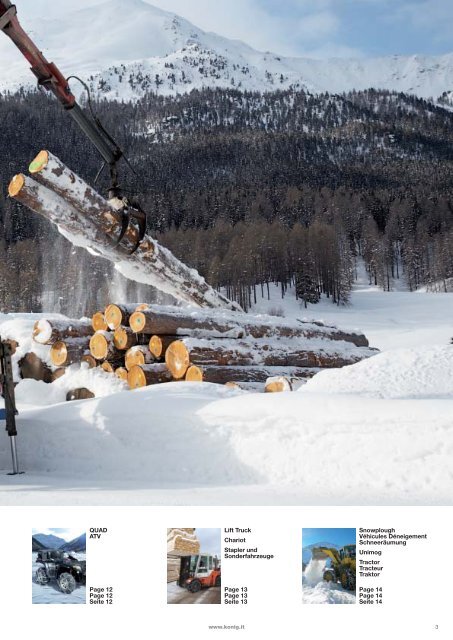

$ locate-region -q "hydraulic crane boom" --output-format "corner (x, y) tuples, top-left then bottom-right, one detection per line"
(0, 0), (123, 195)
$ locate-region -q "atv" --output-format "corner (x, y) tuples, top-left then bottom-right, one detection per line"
(35, 549), (86, 594)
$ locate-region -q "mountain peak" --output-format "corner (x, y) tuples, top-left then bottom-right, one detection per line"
(0, 1), (452, 101)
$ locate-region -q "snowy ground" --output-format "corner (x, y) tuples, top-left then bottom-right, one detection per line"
(1, 267), (453, 505)
(167, 582), (221, 604)
(32, 552), (86, 604)
(302, 559), (355, 604)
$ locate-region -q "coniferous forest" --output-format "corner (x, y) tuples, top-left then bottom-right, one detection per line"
(1, 86), (453, 314)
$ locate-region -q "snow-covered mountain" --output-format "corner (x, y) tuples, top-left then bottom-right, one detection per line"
(33, 533), (66, 549)
(0, 0), (452, 101)
(59, 533), (86, 553)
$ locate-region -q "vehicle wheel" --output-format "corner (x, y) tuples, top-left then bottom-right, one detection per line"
(215, 575), (221, 587)
(323, 570), (335, 583)
(188, 579), (202, 593)
(58, 572), (76, 594)
(35, 567), (49, 585)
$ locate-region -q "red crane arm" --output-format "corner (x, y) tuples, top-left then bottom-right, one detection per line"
(0, 1), (75, 108)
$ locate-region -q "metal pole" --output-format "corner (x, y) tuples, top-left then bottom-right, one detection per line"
(8, 434), (19, 475)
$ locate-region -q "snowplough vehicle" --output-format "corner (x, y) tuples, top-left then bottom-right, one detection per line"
(312, 544), (356, 591)
(178, 554), (221, 593)
(35, 549), (86, 594)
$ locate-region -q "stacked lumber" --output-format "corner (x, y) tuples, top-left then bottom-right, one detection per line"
(167, 528), (200, 557)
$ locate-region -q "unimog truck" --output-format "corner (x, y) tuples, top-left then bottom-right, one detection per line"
(35, 549), (86, 594)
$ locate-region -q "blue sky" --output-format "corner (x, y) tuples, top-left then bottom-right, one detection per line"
(196, 528), (221, 556)
(19, 0), (453, 58)
(302, 528), (356, 548)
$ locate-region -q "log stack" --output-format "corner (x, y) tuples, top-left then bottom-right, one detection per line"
(9, 303), (378, 396)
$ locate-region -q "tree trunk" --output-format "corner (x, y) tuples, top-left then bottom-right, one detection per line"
(50, 338), (92, 367)
(125, 345), (154, 370)
(181, 365), (320, 384)
(33, 318), (93, 345)
(92, 312), (108, 332)
(89, 331), (123, 362)
(66, 388), (95, 401)
(9, 163), (239, 310)
(128, 363), (172, 388)
(113, 326), (147, 351)
(264, 376), (292, 393)
(148, 335), (179, 359)
(129, 306), (369, 346)
(165, 337), (375, 371)
(19, 352), (53, 383)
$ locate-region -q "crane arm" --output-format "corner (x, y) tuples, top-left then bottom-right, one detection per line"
(0, 1), (123, 190)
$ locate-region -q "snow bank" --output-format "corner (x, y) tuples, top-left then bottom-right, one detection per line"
(302, 346), (453, 399)
(15, 365), (127, 407)
(302, 579), (355, 604)
(1, 378), (452, 505)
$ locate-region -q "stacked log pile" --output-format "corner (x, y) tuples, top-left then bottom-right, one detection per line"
(167, 528), (200, 582)
(10, 303), (377, 396)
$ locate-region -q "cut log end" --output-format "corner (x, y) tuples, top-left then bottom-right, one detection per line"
(165, 340), (190, 380)
(129, 311), (146, 333)
(92, 312), (108, 332)
(185, 365), (204, 382)
(29, 150), (49, 174)
(125, 346), (151, 370)
(8, 174), (25, 198)
(128, 365), (147, 389)
(115, 367), (129, 382)
(105, 304), (126, 330)
(264, 376), (293, 393)
(101, 361), (114, 374)
(90, 333), (109, 360)
(50, 341), (68, 367)
(114, 327), (131, 350)
(149, 335), (164, 359)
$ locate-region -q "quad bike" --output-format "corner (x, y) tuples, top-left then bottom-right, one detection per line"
(35, 549), (86, 594)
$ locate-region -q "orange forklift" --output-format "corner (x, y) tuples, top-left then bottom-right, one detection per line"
(178, 554), (221, 593)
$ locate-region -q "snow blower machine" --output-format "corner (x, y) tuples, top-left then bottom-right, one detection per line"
(312, 544), (356, 591)
(178, 553), (221, 593)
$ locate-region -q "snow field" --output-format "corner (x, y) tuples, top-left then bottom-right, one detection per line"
(2, 272), (453, 505)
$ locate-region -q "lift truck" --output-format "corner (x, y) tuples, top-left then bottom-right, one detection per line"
(178, 554), (221, 593)
(312, 544), (356, 591)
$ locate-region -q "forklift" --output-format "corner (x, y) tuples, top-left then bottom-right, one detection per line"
(178, 554), (221, 593)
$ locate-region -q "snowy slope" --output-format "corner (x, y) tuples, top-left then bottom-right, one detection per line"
(1, 0), (453, 100)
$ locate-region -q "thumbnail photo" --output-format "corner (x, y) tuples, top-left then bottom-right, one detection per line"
(302, 528), (356, 604)
(167, 528), (221, 604)
(32, 528), (86, 604)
